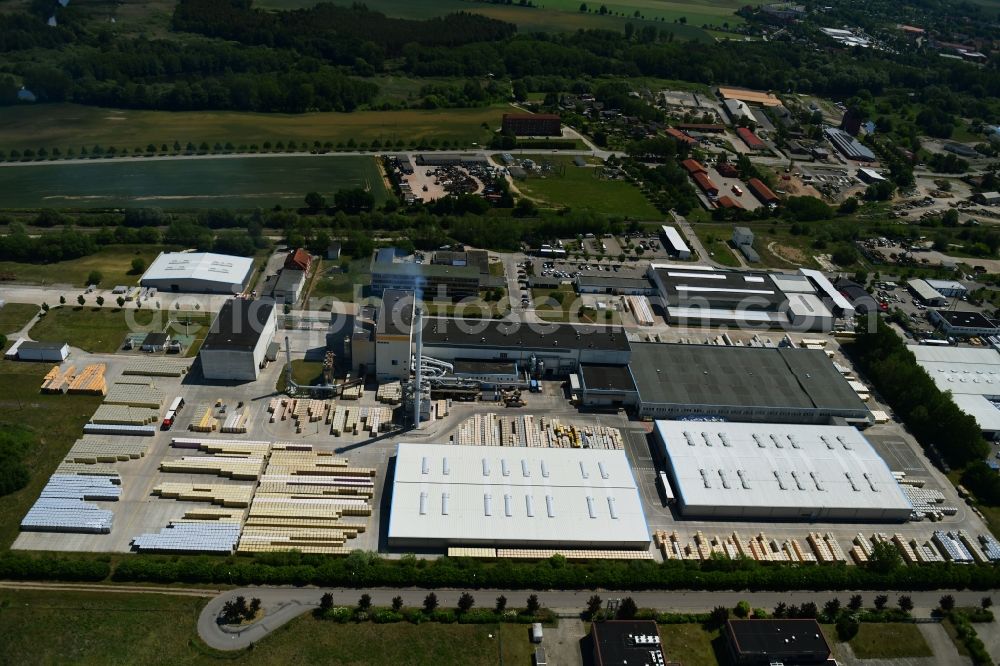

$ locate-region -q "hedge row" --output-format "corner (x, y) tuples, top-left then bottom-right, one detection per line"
(949, 611), (993, 665)
(3, 550), (999, 591)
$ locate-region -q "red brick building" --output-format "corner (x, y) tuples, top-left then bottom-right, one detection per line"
(501, 113), (561, 136)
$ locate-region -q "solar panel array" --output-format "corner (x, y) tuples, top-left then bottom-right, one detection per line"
(21, 475), (120, 534)
(132, 522), (242, 554)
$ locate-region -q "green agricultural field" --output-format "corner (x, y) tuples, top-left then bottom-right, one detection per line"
(259, 0), (722, 36)
(0, 155), (387, 209)
(0, 245), (164, 287)
(0, 303), (39, 336)
(514, 155), (662, 219)
(0, 362), (103, 547)
(0, 103), (506, 155)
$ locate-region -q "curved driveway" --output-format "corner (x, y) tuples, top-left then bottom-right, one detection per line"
(198, 586), (1000, 651)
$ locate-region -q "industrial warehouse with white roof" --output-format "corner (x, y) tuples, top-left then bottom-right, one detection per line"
(387, 443), (651, 549)
(909, 345), (1000, 440)
(654, 421), (913, 521)
(140, 251), (255, 294)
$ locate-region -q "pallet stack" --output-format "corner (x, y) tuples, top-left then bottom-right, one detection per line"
(189, 406), (218, 432)
(153, 483), (254, 507)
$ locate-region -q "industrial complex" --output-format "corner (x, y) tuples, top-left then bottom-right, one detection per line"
(8, 239), (1000, 588)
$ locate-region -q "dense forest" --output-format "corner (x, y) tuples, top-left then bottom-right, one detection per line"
(1, 0), (998, 117)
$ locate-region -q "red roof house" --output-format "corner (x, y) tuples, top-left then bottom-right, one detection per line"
(285, 248), (313, 272)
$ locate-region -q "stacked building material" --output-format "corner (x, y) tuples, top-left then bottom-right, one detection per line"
(20, 475), (119, 534)
(122, 359), (189, 377)
(40, 364), (74, 393)
(153, 483), (254, 507)
(189, 406), (218, 432)
(90, 404), (160, 425)
(104, 382), (165, 409)
(65, 438), (149, 463)
(160, 456), (267, 480)
(376, 382), (402, 404)
(221, 410), (250, 434)
(132, 522), (242, 553)
(66, 364), (108, 395)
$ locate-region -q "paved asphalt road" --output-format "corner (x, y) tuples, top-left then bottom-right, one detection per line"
(198, 586), (1000, 651)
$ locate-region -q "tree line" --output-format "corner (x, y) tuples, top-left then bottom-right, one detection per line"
(848, 319), (989, 468)
(3, 548), (1000, 591)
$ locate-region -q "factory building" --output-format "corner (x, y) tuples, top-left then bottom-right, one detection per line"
(823, 127), (876, 162)
(575, 275), (656, 296)
(452, 359), (520, 387)
(909, 345), (1000, 440)
(420, 318), (631, 376)
(140, 252), (254, 294)
(907, 278), (948, 306)
(374, 289), (415, 382)
(925, 279), (968, 298)
(370, 248), (481, 300)
(628, 343), (870, 424)
(654, 421), (911, 521)
(575, 364), (639, 408)
(198, 299), (276, 381)
(931, 310), (1000, 338)
(345, 290), (631, 381)
(646, 265), (839, 331)
(724, 99), (756, 124)
(660, 225), (692, 259)
(387, 443), (650, 549)
(501, 113), (561, 137)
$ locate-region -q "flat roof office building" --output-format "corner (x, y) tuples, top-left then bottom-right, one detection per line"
(655, 420), (912, 521)
(387, 443), (650, 549)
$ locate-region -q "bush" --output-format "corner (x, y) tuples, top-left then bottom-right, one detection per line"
(371, 609), (404, 623)
(320, 607), (353, 623)
(431, 609), (457, 624)
(459, 609), (502, 624)
(836, 615), (860, 641)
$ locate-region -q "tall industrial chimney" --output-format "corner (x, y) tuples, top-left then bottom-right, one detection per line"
(412, 307), (423, 428)
(284, 335), (293, 391)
